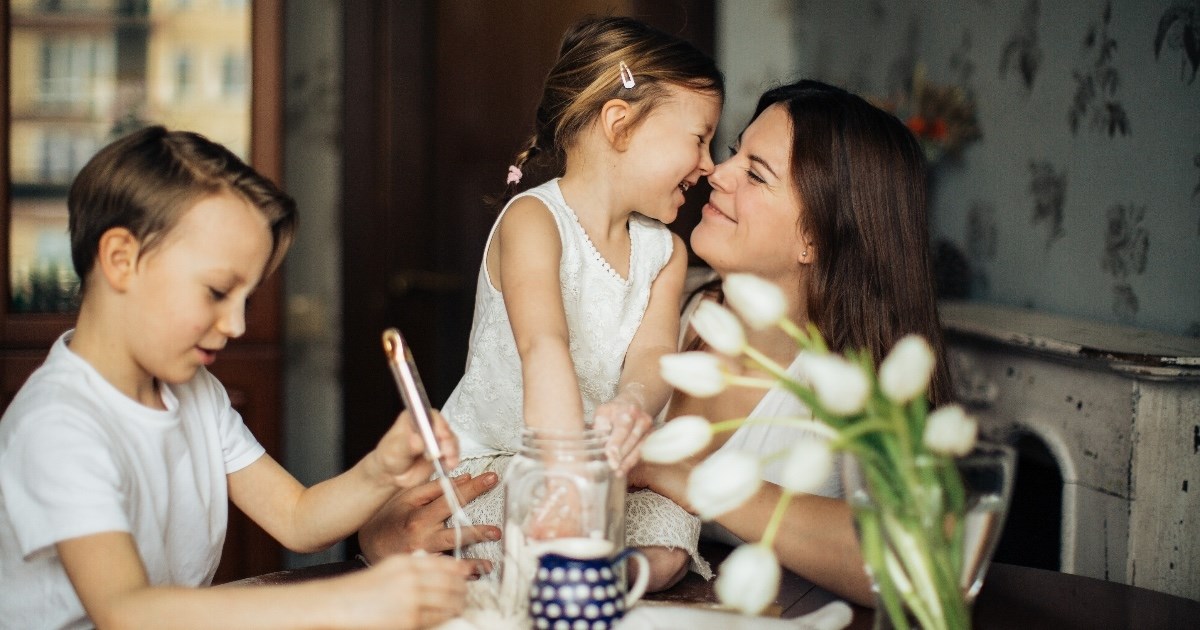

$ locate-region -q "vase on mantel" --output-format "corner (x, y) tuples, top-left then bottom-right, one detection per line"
(843, 442), (1016, 630)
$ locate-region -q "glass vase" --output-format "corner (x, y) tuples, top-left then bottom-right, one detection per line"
(843, 442), (1016, 630)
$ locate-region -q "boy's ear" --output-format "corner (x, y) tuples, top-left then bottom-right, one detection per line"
(95, 227), (141, 292)
(600, 98), (635, 150)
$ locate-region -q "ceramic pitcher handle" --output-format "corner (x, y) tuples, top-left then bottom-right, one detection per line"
(614, 548), (650, 608)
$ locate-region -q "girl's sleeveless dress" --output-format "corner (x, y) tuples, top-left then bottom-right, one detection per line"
(441, 179), (711, 578)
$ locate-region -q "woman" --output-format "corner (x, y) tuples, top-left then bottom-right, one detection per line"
(629, 79), (952, 605)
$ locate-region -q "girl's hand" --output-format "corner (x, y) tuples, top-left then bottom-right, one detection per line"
(526, 475), (585, 540)
(367, 409), (459, 490)
(594, 387), (654, 476)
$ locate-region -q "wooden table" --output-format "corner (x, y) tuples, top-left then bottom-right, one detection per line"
(228, 543), (1200, 629)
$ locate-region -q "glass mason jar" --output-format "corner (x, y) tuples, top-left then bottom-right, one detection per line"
(501, 427), (625, 580)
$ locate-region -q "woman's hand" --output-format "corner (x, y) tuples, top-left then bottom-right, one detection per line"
(359, 472), (501, 574)
(627, 459), (693, 513)
(366, 410), (459, 490)
(594, 385), (654, 476)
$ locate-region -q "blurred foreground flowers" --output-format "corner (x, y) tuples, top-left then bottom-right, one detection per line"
(646, 273), (981, 629)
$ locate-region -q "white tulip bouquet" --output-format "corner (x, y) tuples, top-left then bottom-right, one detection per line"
(645, 273), (981, 629)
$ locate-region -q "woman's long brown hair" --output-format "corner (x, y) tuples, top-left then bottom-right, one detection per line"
(695, 80), (953, 406)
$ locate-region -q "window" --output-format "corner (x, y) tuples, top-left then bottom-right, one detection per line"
(221, 51), (247, 98)
(174, 50), (194, 99)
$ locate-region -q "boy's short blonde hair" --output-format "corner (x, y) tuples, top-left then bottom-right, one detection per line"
(68, 125), (297, 291)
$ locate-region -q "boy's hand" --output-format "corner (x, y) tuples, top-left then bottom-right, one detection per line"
(336, 553), (471, 629)
(594, 387), (653, 476)
(368, 409), (460, 490)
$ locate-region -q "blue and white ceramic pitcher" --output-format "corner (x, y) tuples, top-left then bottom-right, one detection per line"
(528, 538), (650, 630)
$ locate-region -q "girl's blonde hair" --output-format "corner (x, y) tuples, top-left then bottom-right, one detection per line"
(507, 16), (723, 196)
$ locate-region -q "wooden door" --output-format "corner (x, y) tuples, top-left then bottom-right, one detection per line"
(340, 1), (714, 507)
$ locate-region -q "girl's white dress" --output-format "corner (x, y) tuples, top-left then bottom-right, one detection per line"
(442, 179), (711, 578)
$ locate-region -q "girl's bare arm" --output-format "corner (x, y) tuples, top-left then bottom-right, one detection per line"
(494, 196), (585, 431)
(595, 233), (688, 472)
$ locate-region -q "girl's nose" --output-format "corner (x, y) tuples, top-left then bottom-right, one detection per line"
(218, 302), (247, 339)
(698, 148), (715, 176)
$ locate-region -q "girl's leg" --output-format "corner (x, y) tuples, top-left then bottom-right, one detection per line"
(624, 488), (713, 590)
(632, 545), (690, 592)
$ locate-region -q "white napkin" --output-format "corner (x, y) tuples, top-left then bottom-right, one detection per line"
(434, 599), (854, 630)
(616, 601), (853, 630)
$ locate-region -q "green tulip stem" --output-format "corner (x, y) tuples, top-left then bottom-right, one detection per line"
(830, 419), (891, 446)
(725, 375), (779, 390)
(709, 416), (841, 441)
(760, 490), (793, 549)
(741, 346), (788, 380)
(708, 418), (748, 434)
(777, 318), (812, 348)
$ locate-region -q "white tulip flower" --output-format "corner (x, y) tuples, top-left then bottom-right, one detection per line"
(715, 543), (781, 615)
(641, 415), (713, 463)
(779, 440), (835, 494)
(690, 300), (747, 355)
(797, 352), (870, 415)
(723, 273), (787, 330)
(923, 404), (978, 456)
(686, 449), (762, 520)
(660, 352), (727, 397)
(879, 334), (936, 404)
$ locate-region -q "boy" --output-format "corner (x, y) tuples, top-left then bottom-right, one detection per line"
(0, 126), (471, 629)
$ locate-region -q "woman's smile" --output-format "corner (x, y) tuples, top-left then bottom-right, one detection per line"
(701, 199), (735, 223)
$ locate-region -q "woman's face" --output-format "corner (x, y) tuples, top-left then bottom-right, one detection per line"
(690, 104), (808, 282)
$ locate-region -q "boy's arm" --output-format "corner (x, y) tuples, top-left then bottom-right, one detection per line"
(228, 409), (453, 554)
(595, 233), (688, 473)
(495, 196), (585, 431)
(57, 531), (469, 629)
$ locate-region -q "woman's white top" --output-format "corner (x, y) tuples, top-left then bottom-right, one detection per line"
(444, 178), (674, 458)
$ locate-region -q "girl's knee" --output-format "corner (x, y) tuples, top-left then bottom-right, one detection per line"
(636, 546), (690, 593)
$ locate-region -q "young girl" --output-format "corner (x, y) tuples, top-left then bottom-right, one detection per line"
(0, 126), (472, 629)
(438, 16), (723, 590)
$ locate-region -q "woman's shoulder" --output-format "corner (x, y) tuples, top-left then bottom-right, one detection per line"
(676, 266), (720, 347)
(684, 266), (719, 296)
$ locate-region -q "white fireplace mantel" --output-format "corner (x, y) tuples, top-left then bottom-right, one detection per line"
(940, 301), (1200, 602)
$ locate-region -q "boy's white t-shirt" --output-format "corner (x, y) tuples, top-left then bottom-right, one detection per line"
(0, 332), (265, 630)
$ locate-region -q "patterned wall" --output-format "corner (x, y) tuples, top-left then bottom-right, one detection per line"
(770, 0), (1199, 337)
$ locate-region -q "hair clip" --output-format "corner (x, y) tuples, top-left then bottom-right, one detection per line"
(506, 165), (523, 185)
(619, 61), (636, 89)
